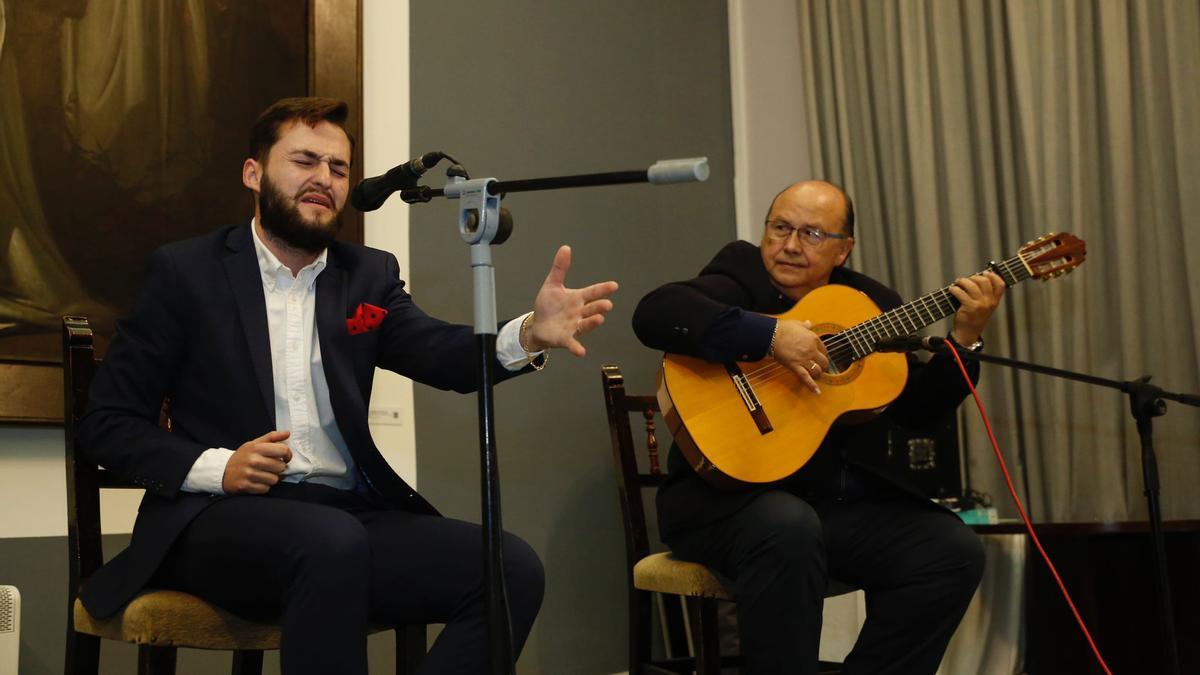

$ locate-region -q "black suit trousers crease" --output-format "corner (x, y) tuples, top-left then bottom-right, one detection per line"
(152, 481), (545, 675)
(665, 473), (984, 675)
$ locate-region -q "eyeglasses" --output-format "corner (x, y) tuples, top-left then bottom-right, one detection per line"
(765, 221), (851, 246)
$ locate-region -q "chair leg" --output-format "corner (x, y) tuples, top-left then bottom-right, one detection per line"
(395, 624), (426, 675)
(659, 594), (690, 659)
(688, 598), (721, 675)
(137, 645), (177, 675)
(231, 650), (264, 675)
(630, 588), (653, 675)
(65, 630), (100, 675)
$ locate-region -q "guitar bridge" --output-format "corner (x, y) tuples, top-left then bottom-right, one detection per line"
(725, 363), (774, 435)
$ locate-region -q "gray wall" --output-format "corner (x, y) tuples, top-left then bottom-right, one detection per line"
(410, 2), (735, 673)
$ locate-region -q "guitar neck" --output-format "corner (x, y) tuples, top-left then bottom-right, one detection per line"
(831, 251), (1032, 361)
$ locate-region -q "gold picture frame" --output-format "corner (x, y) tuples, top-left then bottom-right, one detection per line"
(0, 0), (364, 424)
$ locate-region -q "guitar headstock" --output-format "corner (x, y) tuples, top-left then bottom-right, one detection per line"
(1019, 232), (1086, 280)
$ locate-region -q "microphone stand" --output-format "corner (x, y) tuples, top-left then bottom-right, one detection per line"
(942, 346), (1200, 675)
(398, 158), (709, 675)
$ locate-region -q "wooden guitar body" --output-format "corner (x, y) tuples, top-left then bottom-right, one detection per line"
(656, 232), (1087, 487)
(658, 284), (907, 486)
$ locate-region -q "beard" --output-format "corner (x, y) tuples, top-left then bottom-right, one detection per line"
(258, 171), (343, 254)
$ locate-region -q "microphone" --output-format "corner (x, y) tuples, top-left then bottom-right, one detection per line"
(875, 335), (946, 353)
(350, 151), (444, 212)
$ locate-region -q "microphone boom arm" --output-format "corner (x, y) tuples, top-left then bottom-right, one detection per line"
(376, 157), (711, 206)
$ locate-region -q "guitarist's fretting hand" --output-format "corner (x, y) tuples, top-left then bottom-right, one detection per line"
(948, 271), (1007, 346)
(771, 319), (830, 395)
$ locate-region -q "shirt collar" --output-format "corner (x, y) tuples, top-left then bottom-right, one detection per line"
(250, 218), (327, 291)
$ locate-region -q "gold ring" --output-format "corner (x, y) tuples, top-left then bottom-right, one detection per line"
(808, 362), (820, 375)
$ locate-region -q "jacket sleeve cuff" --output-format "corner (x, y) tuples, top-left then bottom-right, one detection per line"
(700, 308), (777, 362)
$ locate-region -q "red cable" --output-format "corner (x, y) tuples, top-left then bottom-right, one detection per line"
(946, 344), (1113, 675)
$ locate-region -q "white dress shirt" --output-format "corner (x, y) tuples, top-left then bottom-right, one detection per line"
(181, 220), (539, 494)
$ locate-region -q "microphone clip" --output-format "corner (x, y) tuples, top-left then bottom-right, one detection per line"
(875, 335), (947, 353)
(350, 151), (459, 212)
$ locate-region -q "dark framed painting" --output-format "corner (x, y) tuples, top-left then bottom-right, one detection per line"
(0, 0), (364, 424)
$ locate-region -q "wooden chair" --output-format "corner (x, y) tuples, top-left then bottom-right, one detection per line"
(62, 316), (427, 675)
(601, 364), (851, 675)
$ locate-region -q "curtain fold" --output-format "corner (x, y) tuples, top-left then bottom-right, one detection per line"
(795, 0), (1200, 521)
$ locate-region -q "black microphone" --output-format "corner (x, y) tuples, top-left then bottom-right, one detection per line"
(350, 151), (444, 212)
(875, 335), (947, 353)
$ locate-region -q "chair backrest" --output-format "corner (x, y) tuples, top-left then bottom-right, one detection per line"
(600, 364), (666, 573)
(62, 316), (147, 601)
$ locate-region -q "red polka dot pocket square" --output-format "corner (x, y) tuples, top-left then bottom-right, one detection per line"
(347, 303), (388, 335)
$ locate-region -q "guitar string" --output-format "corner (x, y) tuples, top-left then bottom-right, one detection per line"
(700, 243), (1056, 415)
(693, 250), (1046, 410)
(740, 254), (1031, 386)
(710, 258), (1042, 412)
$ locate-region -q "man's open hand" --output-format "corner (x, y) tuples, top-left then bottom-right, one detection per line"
(523, 245), (619, 358)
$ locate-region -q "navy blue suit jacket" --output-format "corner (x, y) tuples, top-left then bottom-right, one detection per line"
(78, 223), (527, 618)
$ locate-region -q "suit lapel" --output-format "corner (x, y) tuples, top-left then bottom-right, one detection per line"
(316, 247), (438, 514)
(221, 226), (276, 424)
(315, 255), (365, 414)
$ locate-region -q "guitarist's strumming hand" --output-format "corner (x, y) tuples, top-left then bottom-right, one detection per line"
(770, 319), (830, 395)
(948, 271), (1007, 346)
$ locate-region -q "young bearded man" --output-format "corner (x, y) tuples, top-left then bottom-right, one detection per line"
(78, 97), (618, 674)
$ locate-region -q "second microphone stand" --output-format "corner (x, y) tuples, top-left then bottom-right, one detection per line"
(946, 345), (1200, 675)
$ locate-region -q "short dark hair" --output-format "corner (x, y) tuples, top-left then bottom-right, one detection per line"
(842, 191), (856, 237)
(248, 97), (356, 163)
(765, 181), (855, 237)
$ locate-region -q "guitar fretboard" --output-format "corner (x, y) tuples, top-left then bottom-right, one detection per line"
(823, 251), (1031, 370)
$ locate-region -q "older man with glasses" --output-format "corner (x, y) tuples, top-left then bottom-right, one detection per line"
(632, 180), (1005, 675)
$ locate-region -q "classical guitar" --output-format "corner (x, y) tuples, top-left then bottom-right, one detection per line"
(657, 232), (1086, 487)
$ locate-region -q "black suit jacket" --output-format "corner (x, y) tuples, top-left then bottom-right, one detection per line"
(632, 241), (979, 541)
(78, 223), (528, 618)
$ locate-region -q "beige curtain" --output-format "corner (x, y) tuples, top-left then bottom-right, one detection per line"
(796, 0), (1200, 522)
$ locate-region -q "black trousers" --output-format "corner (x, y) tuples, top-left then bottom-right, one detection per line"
(666, 478), (984, 675)
(153, 482), (545, 675)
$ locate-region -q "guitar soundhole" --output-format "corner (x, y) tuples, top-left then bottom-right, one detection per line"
(814, 322), (863, 385)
